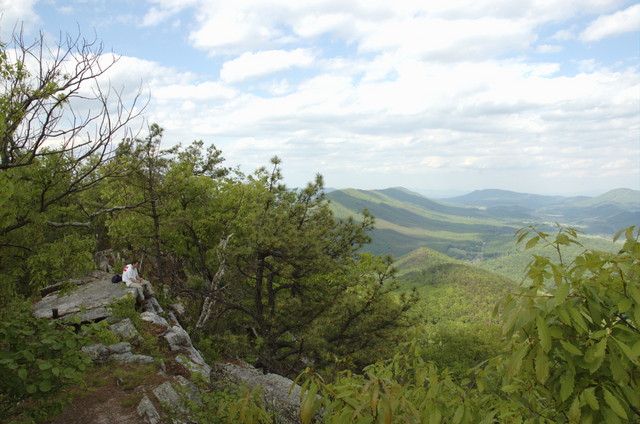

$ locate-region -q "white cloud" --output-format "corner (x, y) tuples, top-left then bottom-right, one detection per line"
(536, 44), (563, 53)
(580, 3), (640, 41)
(0, 0), (39, 39)
(19, 0), (639, 193)
(154, 81), (237, 101)
(142, 7), (174, 27)
(357, 16), (537, 61)
(551, 28), (576, 41)
(188, 5), (283, 54)
(142, 0), (199, 26)
(220, 49), (315, 83)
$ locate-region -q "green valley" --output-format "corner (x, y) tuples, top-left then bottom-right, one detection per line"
(392, 246), (517, 375)
(327, 186), (638, 281)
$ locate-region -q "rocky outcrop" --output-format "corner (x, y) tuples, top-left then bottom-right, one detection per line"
(212, 360), (305, 424)
(33, 271), (308, 424)
(81, 342), (154, 364)
(33, 271), (136, 320)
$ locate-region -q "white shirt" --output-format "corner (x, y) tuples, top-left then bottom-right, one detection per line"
(122, 264), (139, 287)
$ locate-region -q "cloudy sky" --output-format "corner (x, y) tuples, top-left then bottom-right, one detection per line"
(3, 0), (639, 196)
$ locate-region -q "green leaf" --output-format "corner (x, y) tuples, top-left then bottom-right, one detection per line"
(632, 340), (640, 358)
(26, 384), (37, 394)
(603, 388), (627, 420)
(18, 368), (27, 380)
(525, 236), (540, 250)
(602, 406), (622, 424)
(609, 355), (628, 385)
(617, 298), (632, 313)
(22, 349), (35, 362)
(581, 387), (599, 411)
(452, 405), (464, 424)
(612, 337), (638, 362)
(559, 371), (574, 402)
(38, 361), (52, 370)
(568, 397), (581, 423)
(557, 306), (572, 325)
(39, 379), (52, 392)
(535, 348), (550, 384)
(501, 384), (520, 393)
(536, 315), (551, 352)
(554, 283), (570, 307)
(429, 408), (442, 424)
(556, 233), (570, 246)
(507, 343), (528, 377)
(561, 340), (583, 356)
(569, 307), (588, 334)
(585, 338), (607, 363)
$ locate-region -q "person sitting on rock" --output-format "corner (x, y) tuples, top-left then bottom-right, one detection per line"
(122, 259), (154, 303)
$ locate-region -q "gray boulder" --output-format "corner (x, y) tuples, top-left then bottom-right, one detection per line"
(82, 342), (153, 364)
(110, 352), (155, 364)
(163, 325), (212, 382)
(212, 360), (305, 424)
(142, 297), (164, 314)
(109, 318), (141, 340)
(33, 271), (136, 320)
(137, 394), (161, 424)
(81, 344), (110, 363)
(153, 381), (183, 411)
(140, 311), (170, 328)
(107, 342), (132, 354)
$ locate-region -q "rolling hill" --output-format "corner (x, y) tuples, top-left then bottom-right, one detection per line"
(394, 246), (517, 324)
(444, 188), (586, 209)
(327, 187), (639, 261)
(445, 187), (639, 236)
(392, 246), (518, 374)
(326, 187), (521, 259)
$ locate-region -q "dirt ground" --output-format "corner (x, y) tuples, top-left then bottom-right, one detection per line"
(44, 366), (169, 424)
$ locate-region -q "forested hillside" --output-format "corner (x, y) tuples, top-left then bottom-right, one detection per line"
(327, 186), (639, 281)
(393, 247), (517, 375)
(0, 34), (416, 421)
(327, 187), (520, 259)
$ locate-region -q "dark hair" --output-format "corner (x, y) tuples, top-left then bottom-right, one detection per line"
(131, 259), (140, 265)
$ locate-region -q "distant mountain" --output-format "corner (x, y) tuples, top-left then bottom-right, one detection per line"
(445, 188), (639, 237)
(553, 188), (640, 235)
(326, 187), (519, 259)
(327, 186), (639, 260)
(444, 189), (587, 209)
(564, 188), (640, 209)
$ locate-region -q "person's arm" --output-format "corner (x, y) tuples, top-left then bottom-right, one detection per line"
(133, 268), (144, 284)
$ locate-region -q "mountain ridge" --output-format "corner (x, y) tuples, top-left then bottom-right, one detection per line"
(326, 186), (639, 260)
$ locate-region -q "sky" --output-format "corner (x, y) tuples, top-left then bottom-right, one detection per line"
(2, 0), (639, 196)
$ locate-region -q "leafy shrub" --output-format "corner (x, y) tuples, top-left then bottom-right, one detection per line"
(169, 383), (273, 424)
(299, 226), (640, 423)
(0, 304), (91, 422)
(495, 225), (640, 423)
(82, 320), (119, 346)
(108, 296), (140, 324)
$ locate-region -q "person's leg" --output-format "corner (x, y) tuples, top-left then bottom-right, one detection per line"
(141, 279), (155, 297)
(129, 282), (145, 302)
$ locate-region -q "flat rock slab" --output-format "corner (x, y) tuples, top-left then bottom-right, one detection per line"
(33, 271), (136, 319)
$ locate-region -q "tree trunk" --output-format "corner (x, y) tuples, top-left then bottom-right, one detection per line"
(194, 233), (233, 333)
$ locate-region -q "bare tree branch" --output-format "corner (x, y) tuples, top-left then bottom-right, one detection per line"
(0, 28), (147, 171)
